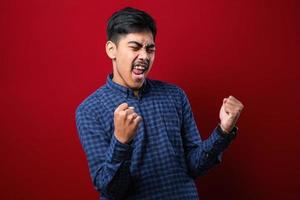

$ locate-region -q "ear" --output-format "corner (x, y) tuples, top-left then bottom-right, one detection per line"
(106, 41), (117, 59)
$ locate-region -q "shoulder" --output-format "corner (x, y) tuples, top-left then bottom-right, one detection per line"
(148, 79), (186, 98)
(75, 85), (109, 117)
(148, 79), (184, 93)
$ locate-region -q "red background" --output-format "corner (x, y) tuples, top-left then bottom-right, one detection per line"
(1, 0), (299, 199)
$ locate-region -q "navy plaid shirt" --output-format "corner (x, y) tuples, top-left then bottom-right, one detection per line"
(75, 75), (236, 200)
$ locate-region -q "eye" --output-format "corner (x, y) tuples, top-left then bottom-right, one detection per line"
(147, 48), (156, 54)
(129, 46), (140, 51)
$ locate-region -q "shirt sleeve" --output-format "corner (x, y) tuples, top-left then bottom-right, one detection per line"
(75, 105), (132, 199)
(179, 89), (237, 177)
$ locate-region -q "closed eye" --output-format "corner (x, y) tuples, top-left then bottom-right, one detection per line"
(129, 46), (141, 51)
(147, 48), (156, 54)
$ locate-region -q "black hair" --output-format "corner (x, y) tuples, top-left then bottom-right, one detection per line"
(106, 7), (156, 43)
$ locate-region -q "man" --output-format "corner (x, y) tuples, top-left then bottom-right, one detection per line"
(76, 7), (244, 200)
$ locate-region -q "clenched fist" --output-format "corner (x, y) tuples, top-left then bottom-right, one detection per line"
(219, 96), (244, 133)
(114, 103), (142, 144)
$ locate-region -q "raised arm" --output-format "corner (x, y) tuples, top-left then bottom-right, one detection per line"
(75, 102), (141, 199)
(180, 89), (243, 177)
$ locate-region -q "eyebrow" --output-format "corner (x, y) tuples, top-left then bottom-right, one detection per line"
(128, 41), (155, 48)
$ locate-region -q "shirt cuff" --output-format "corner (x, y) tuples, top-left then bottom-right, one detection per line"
(205, 126), (238, 157)
(106, 135), (133, 163)
(215, 124), (238, 142)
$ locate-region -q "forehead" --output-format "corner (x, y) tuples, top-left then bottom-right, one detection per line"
(119, 32), (154, 45)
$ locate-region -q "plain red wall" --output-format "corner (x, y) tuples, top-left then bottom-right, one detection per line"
(1, 0), (299, 199)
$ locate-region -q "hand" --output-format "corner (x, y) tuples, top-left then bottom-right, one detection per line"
(114, 103), (142, 144)
(219, 96), (244, 133)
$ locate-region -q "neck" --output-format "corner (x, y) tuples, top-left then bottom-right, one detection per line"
(133, 90), (139, 97)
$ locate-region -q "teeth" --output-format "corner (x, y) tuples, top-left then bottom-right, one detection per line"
(134, 65), (145, 70)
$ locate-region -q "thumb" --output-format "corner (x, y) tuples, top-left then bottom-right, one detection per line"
(220, 103), (227, 116)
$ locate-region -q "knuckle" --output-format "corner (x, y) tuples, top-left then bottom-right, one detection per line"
(234, 109), (241, 115)
(127, 115), (133, 120)
(120, 111), (126, 117)
(115, 111), (125, 118)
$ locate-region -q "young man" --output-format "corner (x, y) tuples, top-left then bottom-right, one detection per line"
(76, 7), (244, 200)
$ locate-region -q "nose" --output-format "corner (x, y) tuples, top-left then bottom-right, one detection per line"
(138, 48), (149, 60)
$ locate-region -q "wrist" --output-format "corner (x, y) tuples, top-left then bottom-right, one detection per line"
(114, 133), (131, 144)
(217, 123), (238, 139)
(219, 123), (232, 133)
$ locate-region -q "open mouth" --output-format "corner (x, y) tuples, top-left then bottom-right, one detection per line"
(132, 65), (147, 75)
(131, 62), (149, 81)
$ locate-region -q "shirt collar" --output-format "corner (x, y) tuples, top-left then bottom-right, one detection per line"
(106, 74), (150, 98)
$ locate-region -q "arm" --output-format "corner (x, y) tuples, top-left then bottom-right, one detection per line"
(75, 106), (133, 199)
(180, 89), (242, 177)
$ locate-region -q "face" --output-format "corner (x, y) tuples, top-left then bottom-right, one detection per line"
(107, 32), (155, 90)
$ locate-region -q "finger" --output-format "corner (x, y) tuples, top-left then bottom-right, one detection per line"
(133, 115), (142, 124)
(225, 100), (237, 107)
(127, 113), (138, 122)
(224, 105), (241, 118)
(224, 103), (237, 112)
(228, 110), (240, 118)
(225, 96), (242, 105)
(115, 103), (129, 112)
(228, 95), (240, 101)
(125, 107), (135, 116)
(225, 100), (244, 112)
(224, 106), (239, 120)
(227, 96), (243, 105)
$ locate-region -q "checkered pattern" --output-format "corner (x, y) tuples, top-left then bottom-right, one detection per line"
(75, 75), (236, 200)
